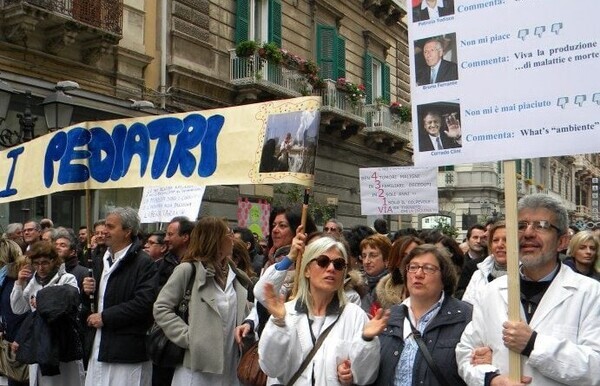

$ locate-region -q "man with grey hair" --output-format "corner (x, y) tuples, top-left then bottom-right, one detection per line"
(456, 194), (600, 385)
(323, 218), (343, 238)
(83, 207), (157, 386)
(5, 222), (25, 252)
(22, 220), (42, 251)
(416, 38), (458, 86)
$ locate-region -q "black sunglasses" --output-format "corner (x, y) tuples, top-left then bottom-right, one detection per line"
(314, 255), (347, 271)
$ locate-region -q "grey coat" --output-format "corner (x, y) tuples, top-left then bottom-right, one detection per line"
(153, 260), (251, 373)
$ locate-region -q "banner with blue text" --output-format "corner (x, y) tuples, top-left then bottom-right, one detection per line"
(0, 97), (320, 203)
(409, 0), (599, 167)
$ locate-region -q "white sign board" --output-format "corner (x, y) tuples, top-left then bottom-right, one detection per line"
(139, 185), (206, 223)
(409, 1), (600, 167)
(359, 167), (438, 215)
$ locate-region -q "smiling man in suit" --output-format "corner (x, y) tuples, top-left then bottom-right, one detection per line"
(416, 39), (458, 86)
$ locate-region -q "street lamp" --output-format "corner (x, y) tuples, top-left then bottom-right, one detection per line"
(0, 88), (37, 147)
(41, 81), (79, 131)
(0, 79), (78, 147)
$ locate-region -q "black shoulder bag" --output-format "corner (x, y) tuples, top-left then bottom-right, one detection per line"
(401, 305), (452, 386)
(146, 262), (196, 368)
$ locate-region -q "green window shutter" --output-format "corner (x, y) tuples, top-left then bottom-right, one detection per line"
(235, 0), (249, 44)
(516, 159), (522, 174)
(336, 36), (346, 79)
(317, 24), (336, 80)
(382, 63), (390, 103)
(268, 0), (282, 47)
(363, 53), (373, 104)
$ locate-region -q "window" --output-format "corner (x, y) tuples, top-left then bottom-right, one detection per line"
(525, 160), (532, 179)
(236, 0), (281, 46)
(316, 24), (345, 80)
(364, 53), (390, 104)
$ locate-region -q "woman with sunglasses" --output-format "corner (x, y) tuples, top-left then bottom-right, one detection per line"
(259, 237), (389, 385)
(369, 244), (472, 386)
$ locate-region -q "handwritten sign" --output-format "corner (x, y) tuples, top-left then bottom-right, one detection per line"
(409, 1), (600, 167)
(138, 185), (206, 223)
(359, 167), (438, 215)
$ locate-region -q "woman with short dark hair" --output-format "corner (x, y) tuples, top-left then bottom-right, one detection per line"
(371, 244), (472, 386)
(10, 240), (84, 385)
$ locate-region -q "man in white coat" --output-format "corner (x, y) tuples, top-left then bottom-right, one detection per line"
(456, 193), (600, 386)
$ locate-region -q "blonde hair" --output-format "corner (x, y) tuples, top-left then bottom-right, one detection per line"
(295, 237), (348, 313)
(567, 231), (599, 263)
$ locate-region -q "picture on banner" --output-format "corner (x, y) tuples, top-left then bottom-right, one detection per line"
(237, 198), (270, 240)
(417, 101), (462, 152)
(259, 110), (319, 174)
(412, 0), (455, 23)
(414, 33), (458, 86)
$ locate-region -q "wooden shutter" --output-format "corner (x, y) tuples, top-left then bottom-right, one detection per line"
(235, 0), (249, 44)
(363, 53), (373, 104)
(317, 24), (336, 80)
(268, 0), (282, 47)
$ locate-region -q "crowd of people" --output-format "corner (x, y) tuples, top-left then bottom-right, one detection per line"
(0, 193), (598, 385)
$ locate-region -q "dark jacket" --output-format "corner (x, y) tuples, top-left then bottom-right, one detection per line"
(563, 258), (600, 281)
(418, 129), (461, 152)
(86, 240), (158, 363)
(155, 251), (179, 288)
(16, 285), (82, 368)
(416, 59), (458, 86)
(372, 296), (472, 386)
(0, 272), (28, 342)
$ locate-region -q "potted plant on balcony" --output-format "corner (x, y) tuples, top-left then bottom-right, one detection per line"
(390, 101), (412, 122)
(258, 42), (283, 64)
(301, 60), (319, 77)
(336, 78), (366, 111)
(235, 40), (258, 58)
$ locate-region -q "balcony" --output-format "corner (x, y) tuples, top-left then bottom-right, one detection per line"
(363, 0), (406, 26)
(229, 50), (307, 103)
(362, 104), (411, 153)
(0, 0), (122, 64)
(312, 79), (366, 140)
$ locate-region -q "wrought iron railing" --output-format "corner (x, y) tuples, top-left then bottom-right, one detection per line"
(312, 79), (364, 117)
(229, 50), (307, 95)
(1, 0), (123, 35)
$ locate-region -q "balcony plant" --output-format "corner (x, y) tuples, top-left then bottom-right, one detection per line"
(258, 42), (283, 64)
(390, 101), (412, 122)
(336, 78), (366, 106)
(235, 40), (258, 58)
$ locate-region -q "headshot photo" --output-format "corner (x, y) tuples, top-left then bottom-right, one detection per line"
(414, 34), (458, 86)
(416, 101), (462, 152)
(413, 0), (456, 22)
(258, 110), (319, 174)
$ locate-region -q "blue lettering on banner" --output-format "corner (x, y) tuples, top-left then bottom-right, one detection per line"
(0, 147), (24, 197)
(43, 113), (225, 188)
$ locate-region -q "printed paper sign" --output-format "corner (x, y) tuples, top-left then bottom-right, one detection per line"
(138, 185), (205, 223)
(359, 166), (438, 215)
(408, 1), (600, 167)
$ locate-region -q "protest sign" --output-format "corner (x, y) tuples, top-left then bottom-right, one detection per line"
(359, 166), (438, 215)
(138, 185), (205, 223)
(409, 0), (600, 167)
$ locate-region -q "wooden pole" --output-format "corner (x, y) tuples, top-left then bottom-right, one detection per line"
(85, 189), (93, 267)
(503, 160), (522, 381)
(291, 188), (310, 299)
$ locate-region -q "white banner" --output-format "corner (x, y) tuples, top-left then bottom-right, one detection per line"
(138, 185), (206, 223)
(409, 1), (600, 167)
(359, 167), (438, 215)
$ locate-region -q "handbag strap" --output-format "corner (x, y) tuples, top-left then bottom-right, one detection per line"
(286, 306), (345, 386)
(177, 262), (197, 322)
(404, 307), (452, 386)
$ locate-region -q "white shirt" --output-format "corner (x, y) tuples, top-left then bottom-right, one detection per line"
(421, 0), (444, 19)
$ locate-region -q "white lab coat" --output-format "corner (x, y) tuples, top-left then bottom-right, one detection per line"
(259, 300), (379, 386)
(456, 264), (600, 386)
(461, 255), (495, 307)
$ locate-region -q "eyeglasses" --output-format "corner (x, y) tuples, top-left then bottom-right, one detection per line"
(146, 240), (163, 246)
(23, 228), (37, 233)
(323, 227), (338, 232)
(517, 220), (560, 233)
(406, 263), (440, 275)
(314, 255), (347, 271)
(361, 252), (382, 261)
(32, 260), (52, 268)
